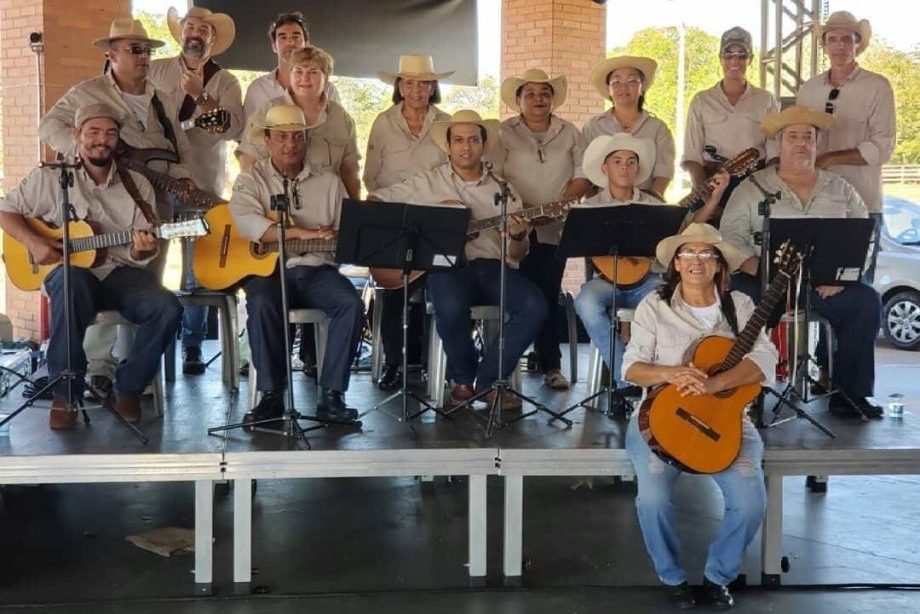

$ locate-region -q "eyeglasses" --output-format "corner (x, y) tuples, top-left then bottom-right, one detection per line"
(676, 251), (720, 261)
(721, 52), (749, 61)
(608, 77), (641, 88)
(825, 87), (840, 114)
(118, 44), (154, 56)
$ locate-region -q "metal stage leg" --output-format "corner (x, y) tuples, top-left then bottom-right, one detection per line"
(468, 474), (487, 586)
(194, 480), (213, 595)
(503, 476), (524, 586)
(234, 478), (253, 590)
(761, 475), (783, 587)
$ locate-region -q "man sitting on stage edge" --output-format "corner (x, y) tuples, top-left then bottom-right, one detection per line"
(230, 104), (364, 423)
(0, 104), (182, 429)
(369, 110), (547, 410)
(721, 105), (882, 418)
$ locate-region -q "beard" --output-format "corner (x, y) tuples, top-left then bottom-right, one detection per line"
(86, 148), (113, 167)
(182, 37), (207, 60)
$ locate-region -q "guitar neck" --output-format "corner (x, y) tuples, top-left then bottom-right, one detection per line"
(721, 272), (789, 371)
(468, 201), (567, 234)
(119, 158), (223, 208)
(257, 238), (337, 255)
(68, 230), (135, 254)
(679, 148), (760, 211)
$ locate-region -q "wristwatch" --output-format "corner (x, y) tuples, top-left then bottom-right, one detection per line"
(194, 91), (211, 105)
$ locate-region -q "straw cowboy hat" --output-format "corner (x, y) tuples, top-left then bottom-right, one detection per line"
(93, 18), (165, 49)
(250, 104), (308, 140)
(761, 105), (834, 137)
(590, 55), (658, 99)
(378, 54), (455, 85)
(167, 6), (236, 57)
(500, 68), (568, 110)
(431, 109), (501, 154)
(656, 223), (747, 272)
(582, 134), (656, 188)
(820, 11), (872, 56)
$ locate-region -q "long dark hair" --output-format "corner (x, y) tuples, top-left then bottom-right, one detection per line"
(656, 247), (732, 302)
(391, 78), (442, 105)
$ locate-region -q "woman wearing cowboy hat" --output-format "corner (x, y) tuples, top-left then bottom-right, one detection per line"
(364, 54), (454, 391)
(583, 56), (675, 198)
(622, 223), (776, 610)
(496, 68), (592, 390)
(237, 46), (361, 199)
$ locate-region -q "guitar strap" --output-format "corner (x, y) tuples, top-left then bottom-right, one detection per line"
(720, 292), (740, 336)
(114, 162), (159, 225)
(150, 92), (180, 155)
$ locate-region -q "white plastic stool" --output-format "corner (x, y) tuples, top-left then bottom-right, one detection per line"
(166, 291), (240, 390)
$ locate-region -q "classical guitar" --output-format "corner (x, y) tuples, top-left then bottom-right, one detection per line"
(679, 147), (760, 212)
(369, 199), (574, 290)
(3, 217), (210, 291)
(191, 204), (337, 290)
(115, 141), (225, 210)
(636, 241), (802, 474)
(179, 108), (231, 134)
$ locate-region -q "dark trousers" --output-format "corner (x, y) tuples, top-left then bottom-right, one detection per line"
(732, 271), (880, 398)
(426, 259), (547, 390)
(379, 278), (425, 368)
(518, 234), (567, 372)
(45, 265), (182, 397)
(243, 265), (364, 393)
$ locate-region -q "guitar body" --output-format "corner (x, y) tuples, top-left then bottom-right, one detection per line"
(369, 268), (426, 290)
(591, 256), (652, 287)
(3, 219), (98, 291)
(192, 205), (278, 290)
(638, 335), (761, 474)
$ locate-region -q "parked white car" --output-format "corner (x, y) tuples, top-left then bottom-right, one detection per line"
(874, 196), (920, 351)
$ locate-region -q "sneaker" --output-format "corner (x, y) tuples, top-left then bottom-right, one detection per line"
(113, 394), (141, 423)
(701, 577), (733, 610)
(182, 347), (206, 375)
(85, 375), (113, 402)
(543, 369), (570, 390)
(243, 391), (285, 427)
(829, 393), (883, 419)
(377, 364), (401, 391)
(316, 389), (359, 422)
(665, 581), (696, 609)
(49, 394), (78, 430)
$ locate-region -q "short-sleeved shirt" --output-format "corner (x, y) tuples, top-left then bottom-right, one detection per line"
(496, 115), (587, 244)
(582, 110), (675, 190)
(243, 70), (341, 120)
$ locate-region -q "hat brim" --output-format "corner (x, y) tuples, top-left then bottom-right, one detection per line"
(378, 70), (455, 86)
(820, 20), (872, 55)
(249, 121), (308, 141)
(583, 135), (655, 189)
(655, 234), (747, 273)
(590, 56), (658, 100)
(167, 7), (236, 57)
(761, 108), (834, 137)
(92, 36), (165, 49)
(500, 75), (567, 110)
(430, 118), (500, 154)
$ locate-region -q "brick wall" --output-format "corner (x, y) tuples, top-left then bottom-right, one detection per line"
(501, 0), (606, 294)
(0, 0), (130, 339)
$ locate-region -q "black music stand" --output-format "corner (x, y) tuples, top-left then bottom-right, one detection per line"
(336, 199), (470, 424)
(763, 217), (875, 432)
(555, 203), (687, 420)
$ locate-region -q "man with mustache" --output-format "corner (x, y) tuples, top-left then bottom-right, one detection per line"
(0, 104), (182, 430)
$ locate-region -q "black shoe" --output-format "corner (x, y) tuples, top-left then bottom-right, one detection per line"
(182, 347), (206, 375)
(665, 581), (696, 609)
(377, 364), (401, 391)
(829, 393), (883, 419)
(316, 389), (358, 422)
(701, 577), (733, 610)
(244, 391), (284, 428)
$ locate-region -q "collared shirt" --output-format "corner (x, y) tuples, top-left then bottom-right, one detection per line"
(229, 157), (346, 268)
(621, 285), (778, 408)
(496, 114), (587, 245)
(236, 94), (360, 176)
(0, 163), (157, 280)
(148, 56), (245, 196)
(369, 163), (527, 265)
(796, 65), (896, 214)
(582, 110), (675, 190)
(682, 81), (779, 166)
(363, 102), (450, 192)
(720, 166), (868, 259)
(243, 70), (341, 120)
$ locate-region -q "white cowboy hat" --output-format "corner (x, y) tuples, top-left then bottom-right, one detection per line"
(430, 109), (501, 154)
(378, 54), (454, 85)
(590, 55), (658, 99)
(820, 11), (872, 56)
(582, 134), (656, 188)
(761, 105), (834, 137)
(92, 18), (165, 49)
(250, 104), (308, 140)
(656, 223), (747, 272)
(167, 6), (236, 57)
(500, 68), (568, 110)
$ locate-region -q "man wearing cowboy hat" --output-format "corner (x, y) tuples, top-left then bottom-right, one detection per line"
(796, 11), (896, 283)
(369, 110), (547, 409)
(0, 103), (182, 429)
(230, 105), (364, 424)
(147, 6), (244, 376)
(242, 11), (341, 120)
(721, 106), (883, 419)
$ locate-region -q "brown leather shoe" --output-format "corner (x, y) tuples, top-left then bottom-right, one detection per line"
(449, 383), (475, 405)
(114, 394), (141, 423)
(49, 395), (78, 430)
(481, 389), (523, 411)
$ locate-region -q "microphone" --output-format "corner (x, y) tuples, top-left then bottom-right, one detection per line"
(483, 161), (516, 207)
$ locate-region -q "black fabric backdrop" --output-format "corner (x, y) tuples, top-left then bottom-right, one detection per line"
(196, 0), (479, 84)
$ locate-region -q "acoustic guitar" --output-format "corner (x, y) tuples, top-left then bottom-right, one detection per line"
(116, 141), (225, 210)
(191, 204), (337, 290)
(179, 108), (231, 134)
(678, 147), (761, 211)
(369, 199), (574, 290)
(636, 240), (802, 474)
(3, 217), (210, 291)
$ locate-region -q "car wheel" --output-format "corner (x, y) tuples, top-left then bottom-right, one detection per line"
(882, 290), (920, 351)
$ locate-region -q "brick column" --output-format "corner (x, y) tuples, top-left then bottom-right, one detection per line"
(501, 0), (606, 293)
(0, 0), (130, 339)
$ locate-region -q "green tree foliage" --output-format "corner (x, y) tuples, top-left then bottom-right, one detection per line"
(859, 44), (920, 163)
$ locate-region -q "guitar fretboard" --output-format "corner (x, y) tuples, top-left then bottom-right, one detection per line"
(467, 200), (570, 234)
(720, 270), (790, 372)
(255, 238), (337, 255)
(68, 230), (137, 253)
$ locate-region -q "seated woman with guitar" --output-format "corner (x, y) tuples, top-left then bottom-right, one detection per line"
(621, 223), (778, 609)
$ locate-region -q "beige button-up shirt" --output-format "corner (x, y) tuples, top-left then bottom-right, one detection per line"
(369, 163), (527, 266)
(496, 115), (587, 245)
(363, 102), (450, 192)
(237, 94), (360, 176)
(243, 70), (341, 119)
(796, 65), (896, 214)
(229, 157), (346, 269)
(147, 56), (244, 196)
(683, 82), (779, 167)
(721, 166), (868, 259)
(582, 110), (675, 190)
(0, 163), (157, 280)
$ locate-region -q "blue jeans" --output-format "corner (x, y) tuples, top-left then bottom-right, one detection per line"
(45, 265), (182, 397)
(426, 259), (547, 390)
(626, 415), (766, 587)
(574, 275), (661, 386)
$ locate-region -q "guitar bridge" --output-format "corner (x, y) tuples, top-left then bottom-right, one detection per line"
(675, 407), (720, 441)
